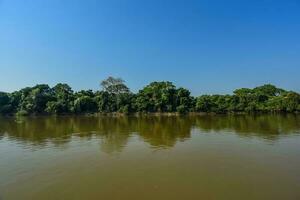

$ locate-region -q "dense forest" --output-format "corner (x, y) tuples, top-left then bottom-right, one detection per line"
(0, 77), (299, 115)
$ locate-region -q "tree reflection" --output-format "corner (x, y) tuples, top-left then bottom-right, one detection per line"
(193, 114), (300, 140)
(0, 114), (299, 153)
(135, 116), (192, 148)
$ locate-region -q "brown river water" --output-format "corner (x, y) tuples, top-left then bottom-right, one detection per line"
(0, 114), (299, 200)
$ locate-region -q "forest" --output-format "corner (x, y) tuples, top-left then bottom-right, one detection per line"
(0, 77), (299, 115)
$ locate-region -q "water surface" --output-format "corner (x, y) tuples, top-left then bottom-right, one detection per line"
(0, 115), (300, 200)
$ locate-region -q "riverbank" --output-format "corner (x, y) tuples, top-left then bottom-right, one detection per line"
(1, 82), (299, 116)
(1, 111), (298, 118)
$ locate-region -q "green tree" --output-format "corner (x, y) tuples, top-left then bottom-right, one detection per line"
(17, 84), (54, 115)
(253, 84), (284, 97)
(94, 91), (117, 113)
(0, 92), (12, 114)
(116, 92), (135, 114)
(283, 92), (300, 112)
(196, 95), (214, 112)
(74, 96), (98, 113)
(176, 88), (193, 114)
(46, 83), (74, 114)
(135, 81), (177, 112)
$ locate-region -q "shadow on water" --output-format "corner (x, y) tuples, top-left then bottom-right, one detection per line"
(0, 114), (299, 152)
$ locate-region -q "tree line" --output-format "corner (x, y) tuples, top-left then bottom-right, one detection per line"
(0, 77), (299, 115)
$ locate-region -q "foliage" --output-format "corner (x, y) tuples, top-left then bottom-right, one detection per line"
(196, 84), (300, 113)
(176, 88), (194, 114)
(0, 92), (12, 114)
(73, 96), (98, 113)
(46, 83), (74, 114)
(135, 81), (177, 112)
(0, 79), (299, 116)
(101, 76), (130, 94)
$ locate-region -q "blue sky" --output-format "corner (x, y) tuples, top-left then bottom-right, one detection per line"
(0, 0), (299, 95)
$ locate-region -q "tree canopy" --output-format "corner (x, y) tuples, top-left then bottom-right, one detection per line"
(0, 78), (299, 116)
(100, 77), (130, 94)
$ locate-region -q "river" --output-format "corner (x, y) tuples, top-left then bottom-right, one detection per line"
(0, 114), (299, 200)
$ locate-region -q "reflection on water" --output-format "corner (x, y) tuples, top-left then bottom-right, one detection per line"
(0, 114), (300, 200)
(0, 114), (299, 152)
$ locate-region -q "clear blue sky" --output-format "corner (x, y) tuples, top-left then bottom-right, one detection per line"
(0, 0), (299, 95)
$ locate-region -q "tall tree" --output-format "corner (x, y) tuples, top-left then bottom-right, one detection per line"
(46, 83), (74, 114)
(101, 77), (130, 94)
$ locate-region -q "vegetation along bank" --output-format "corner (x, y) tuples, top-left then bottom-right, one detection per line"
(0, 77), (299, 116)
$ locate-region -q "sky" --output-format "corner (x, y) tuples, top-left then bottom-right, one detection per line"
(0, 0), (299, 95)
